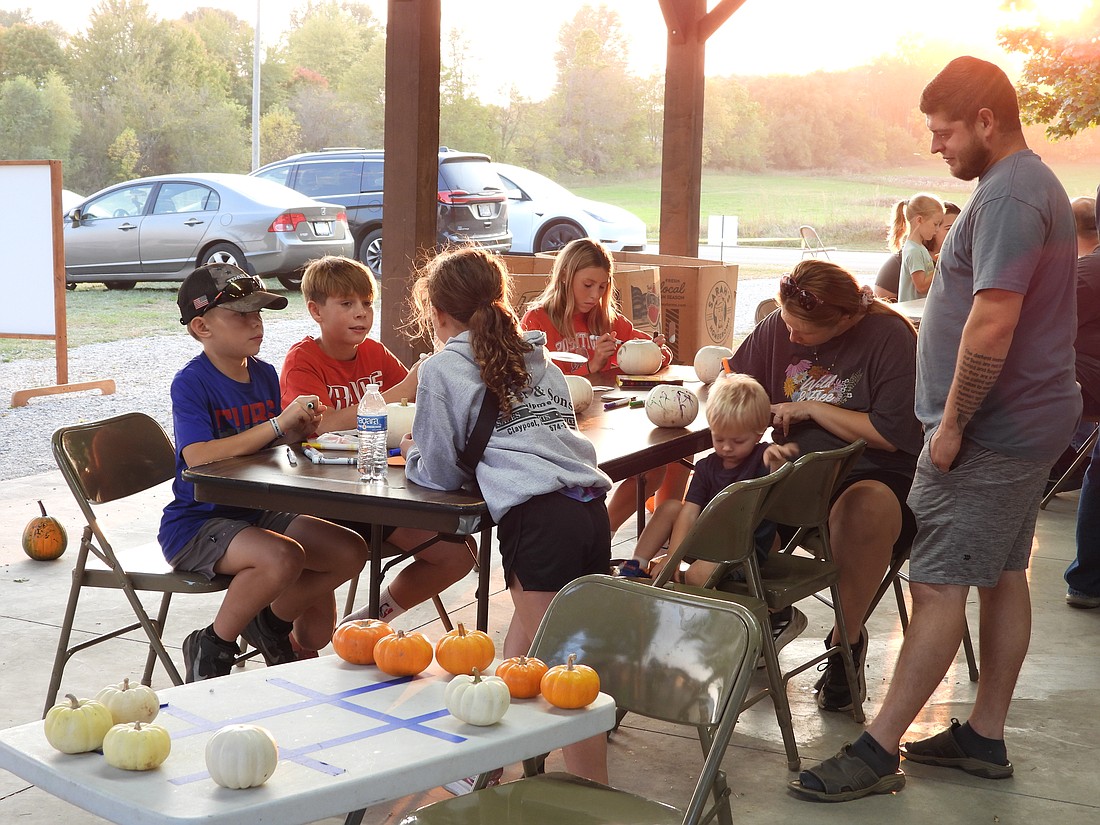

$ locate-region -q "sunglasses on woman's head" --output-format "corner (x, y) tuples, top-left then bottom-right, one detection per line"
(779, 274), (822, 311)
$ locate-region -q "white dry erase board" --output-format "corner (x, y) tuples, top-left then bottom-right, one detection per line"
(0, 160), (114, 406)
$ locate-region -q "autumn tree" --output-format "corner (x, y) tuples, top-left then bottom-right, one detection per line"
(999, 1), (1100, 138)
(0, 22), (68, 84)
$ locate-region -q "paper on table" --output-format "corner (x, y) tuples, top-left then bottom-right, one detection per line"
(304, 431), (357, 451)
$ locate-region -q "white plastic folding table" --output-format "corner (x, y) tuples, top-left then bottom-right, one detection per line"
(0, 656), (615, 825)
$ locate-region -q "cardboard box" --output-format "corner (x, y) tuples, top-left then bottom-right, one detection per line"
(610, 252), (738, 365)
(502, 254), (661, 337)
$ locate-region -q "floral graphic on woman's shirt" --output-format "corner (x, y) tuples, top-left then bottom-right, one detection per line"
(783, 356), (862, 404)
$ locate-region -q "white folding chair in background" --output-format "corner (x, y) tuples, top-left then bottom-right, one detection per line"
(799, 224), (836, 259)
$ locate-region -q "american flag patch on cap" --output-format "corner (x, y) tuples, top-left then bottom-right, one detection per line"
(192, 295), (210, 310)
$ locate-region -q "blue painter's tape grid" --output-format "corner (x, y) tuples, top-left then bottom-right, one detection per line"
(167, 674), (465, 785)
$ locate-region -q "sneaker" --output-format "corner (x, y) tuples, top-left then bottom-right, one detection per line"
(757, 606), (808, 668)
(1066, 588), (1100, 609)
(814, 630), (867, 713)
(241, 609), (297, 666)
(616, 559), (651, 579)
(182, 627), (238, 683)
(444, 767), (504, 796)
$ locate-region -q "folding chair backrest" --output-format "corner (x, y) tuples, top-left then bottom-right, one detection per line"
(763, 439), (865, 530)
(672, 463), (792, 568)
(53, 412), (176, 508)
(529, 575), (761, 729)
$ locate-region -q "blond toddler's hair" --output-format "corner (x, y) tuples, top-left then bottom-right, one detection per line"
(707, 373), (771, 434)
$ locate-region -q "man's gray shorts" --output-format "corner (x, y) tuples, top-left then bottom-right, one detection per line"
(907, 439), (1048, 588)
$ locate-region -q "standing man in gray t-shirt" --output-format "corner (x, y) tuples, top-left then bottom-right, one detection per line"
(791, 56), (1079, 802)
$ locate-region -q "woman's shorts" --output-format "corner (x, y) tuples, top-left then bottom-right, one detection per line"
(498, 491), (611, 592)
(170, 511), (296, 580)
(776, 468), (916, 558)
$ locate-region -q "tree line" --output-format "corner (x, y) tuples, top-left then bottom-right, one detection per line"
(1, 0), (1096, 198)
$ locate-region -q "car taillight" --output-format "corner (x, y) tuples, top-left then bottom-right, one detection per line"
(269, 212), (306, 232)
(336, 211), (347, 224)
(437, 190), (470, 205)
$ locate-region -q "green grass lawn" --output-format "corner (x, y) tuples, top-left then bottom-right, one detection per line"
(574, 159), (1100, 250)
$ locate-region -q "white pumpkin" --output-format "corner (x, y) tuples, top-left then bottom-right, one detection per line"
(205, 724), (279, 789)
(615, 339), (663, 375)
(645, 385), (700, 428)
(386, 398), (416, 449)
(444, 668), (511, 726)
(693, 346), (733, 384)
(563, 375), (594, 414)
(44, 694), (114, 754)
(96, 677), (160, 725)
(103, 721), (172, 771)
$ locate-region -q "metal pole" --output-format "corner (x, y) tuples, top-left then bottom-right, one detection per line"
(251, 0), (261, 171)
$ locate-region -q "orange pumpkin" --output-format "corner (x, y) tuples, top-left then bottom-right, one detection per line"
(541, 653), (600, 709)
(332, 619), (393, 665)
(435, 623), (495, 675)
(374, 629), (434, 677)
(22, 500), (67, 561)
(495, 656), (549, 699)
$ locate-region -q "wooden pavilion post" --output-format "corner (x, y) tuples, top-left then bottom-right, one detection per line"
(658, 0), (745, 257)
(380, 0), (441, 366)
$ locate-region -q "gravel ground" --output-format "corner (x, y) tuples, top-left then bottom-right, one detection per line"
(0, 277), (784, 483)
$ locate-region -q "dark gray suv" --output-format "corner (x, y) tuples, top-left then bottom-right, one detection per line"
(251, 148), (511, 284)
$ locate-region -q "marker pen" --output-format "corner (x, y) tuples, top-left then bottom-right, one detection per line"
(603, 396), (634, 411)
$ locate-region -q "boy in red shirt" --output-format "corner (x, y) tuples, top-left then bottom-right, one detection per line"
(280, 256), (474, 629)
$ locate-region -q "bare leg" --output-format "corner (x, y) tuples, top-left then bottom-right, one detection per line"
(504, 582), (556, 658)
(386, 528), (476, 609)
(631, 500), (683, 564)
(607, 467), (667, 533)
(968, 570), (1031, 739)
(211, 528), (306, 642)
(826, 480), (900, 644)
(865, 581), (968, 751)
(563, 734), (610, 784)
(654, 461), (692, 506)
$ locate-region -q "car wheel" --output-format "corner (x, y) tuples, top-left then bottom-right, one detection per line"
(65, 282), (76, 291)
(359, 228), (383, 276)
(277, 272), (304, 291)
(537, 221), (585, 253)
(200, 242), (247, 271)
(104, 280), (137, 290)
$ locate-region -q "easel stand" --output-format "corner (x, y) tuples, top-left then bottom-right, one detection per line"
(2, 160), (115, 408)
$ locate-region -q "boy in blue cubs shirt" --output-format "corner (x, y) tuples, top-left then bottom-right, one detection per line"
(159, 263), (366, 682)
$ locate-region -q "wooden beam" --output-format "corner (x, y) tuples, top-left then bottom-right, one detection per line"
(657, 0), (687, 45)
(659, 0), (706, 258)
(380, 0), (441, 366)
(699, 0), (748, 42)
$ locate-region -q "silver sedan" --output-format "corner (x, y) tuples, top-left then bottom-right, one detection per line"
(64, 173), (354, 290)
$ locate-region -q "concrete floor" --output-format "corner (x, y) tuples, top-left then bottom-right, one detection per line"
(2, 468), (1098, 825)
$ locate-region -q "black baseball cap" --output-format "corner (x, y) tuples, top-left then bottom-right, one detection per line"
(177, 263), (288, 325)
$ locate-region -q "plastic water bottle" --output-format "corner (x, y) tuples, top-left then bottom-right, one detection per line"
(357, 383), (388, 483)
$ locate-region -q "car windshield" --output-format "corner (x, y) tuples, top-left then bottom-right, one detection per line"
(499, 168), (573, 200)
(438, 158), (503, 194)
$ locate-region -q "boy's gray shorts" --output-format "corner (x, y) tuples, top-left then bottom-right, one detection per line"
(170, 511), (296, 580)
(907, 439), (1048, 588)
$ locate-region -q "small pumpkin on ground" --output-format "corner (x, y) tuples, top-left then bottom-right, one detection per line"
(435, 623), (495, 675)
(374, 629), (434, 677)
(332, 619), (393, 665)
(95, 678), (160, 724)
(44, 694), (114, 754)
(495, 656), (549, 699)
(541, 654), (601, 709)
(103, 721), (172, 771)
(205, 724), (279, 789)
(22, 500), (67, 561)
(445, 667), (511, 726)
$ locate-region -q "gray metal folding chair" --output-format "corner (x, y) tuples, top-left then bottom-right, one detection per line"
(400, 575), (763, 825)
(799, 224), (836, 259)
(44, 412), (232, 716)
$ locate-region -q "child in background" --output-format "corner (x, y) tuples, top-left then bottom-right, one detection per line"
(402, 246), (613, 784)
(890, 193), (944, 302)
(159, 263), (366, 682)
(874, 201), (960, 301)
(279, 255), (474, 629)
(521, 238), (674, 532)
